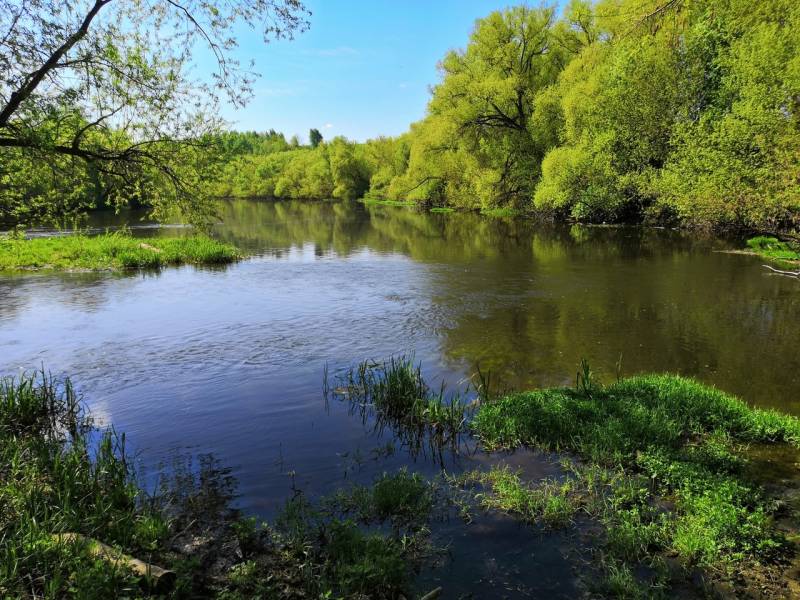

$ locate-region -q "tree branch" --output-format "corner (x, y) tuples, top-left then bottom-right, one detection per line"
(0, 0), (112, 128)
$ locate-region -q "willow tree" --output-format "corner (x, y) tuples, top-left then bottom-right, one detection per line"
(395, 6), (575, 210)
(0, 0), (308, 225)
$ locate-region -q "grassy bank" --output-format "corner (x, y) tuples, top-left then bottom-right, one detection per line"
(0, 233), (240, 272)
(471, 368), (800, 597)
(0, 371), (437, 599)
(6, 361), (800, 598)
(746, 236), (800, 267)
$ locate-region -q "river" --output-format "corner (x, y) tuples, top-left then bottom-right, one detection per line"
(2, 198), (799, 596)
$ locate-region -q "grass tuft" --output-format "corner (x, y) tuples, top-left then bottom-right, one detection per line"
(746, 236), (800, 264)
(331, 355), (473, 459)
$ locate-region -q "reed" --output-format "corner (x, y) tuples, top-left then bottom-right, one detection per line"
(330, 355), (473, 459)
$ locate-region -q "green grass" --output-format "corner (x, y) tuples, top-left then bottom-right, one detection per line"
(429, 207), (455, 213)
(471, 370), (800, 594)
(361, 198), (416, 208)
(479, 206), (520, 218)
(454, 466), (582, 528)
(746, 236), (800, 264)
(0, 372), (437, 599)
(0, 232), (241, 271)
(0, 371), (170, 598)
(330, 356), (472, 457)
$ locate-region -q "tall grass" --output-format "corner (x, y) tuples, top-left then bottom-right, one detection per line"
(0, 371), (165, 598)
(0, 371), (440, 599)
(329, 355), (473, 460)
(0, 232), (240, 271)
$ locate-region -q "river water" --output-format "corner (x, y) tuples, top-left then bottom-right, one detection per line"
(2, 199), (799, 596)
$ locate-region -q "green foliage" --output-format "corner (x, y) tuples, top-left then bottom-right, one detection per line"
(471, 369), (797, 583)
(230, 0), (799, 230)
(0, 1), (308, 228)
(0, 232), (240, 271)
(746, 236), (800, 262)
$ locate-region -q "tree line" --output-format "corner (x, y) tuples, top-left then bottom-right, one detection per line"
(2, 0), (798, 231)
(212, 0), (800, 230)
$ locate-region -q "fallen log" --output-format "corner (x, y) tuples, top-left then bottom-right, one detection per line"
(419, 587), (443, 600)
(762, 264), (800, 277)
(53, 533), (176, 592)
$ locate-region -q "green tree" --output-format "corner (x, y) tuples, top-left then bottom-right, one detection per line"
(391, 6), (574, 210)
(0, 0), (309, 226)
(309, 128), (324, 148)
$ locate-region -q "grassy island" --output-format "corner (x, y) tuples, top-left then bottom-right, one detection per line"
(746, 236), (800, 266)
(0, 233), (240, 272)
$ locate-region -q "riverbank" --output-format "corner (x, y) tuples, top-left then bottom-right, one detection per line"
(471, 368), (800, 597)
(5, 361), (798, 598)
(0, 371), (438, 599)
(0, 233), (240, 272)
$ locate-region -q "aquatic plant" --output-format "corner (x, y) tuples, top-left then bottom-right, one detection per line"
(273, 469), (437, 599)
(330, 355), (473, 460)
(453, 466), (582, 529)
(0, 371), (439, 599)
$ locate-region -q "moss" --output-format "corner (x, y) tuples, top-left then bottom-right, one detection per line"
(0, 232), (241, 272)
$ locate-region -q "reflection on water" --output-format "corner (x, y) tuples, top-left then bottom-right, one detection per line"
(2, 199), (800, 596)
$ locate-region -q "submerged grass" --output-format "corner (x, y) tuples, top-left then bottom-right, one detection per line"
(0, 372), (438, 599)
(330, 355), (473, 460)
(0, 232), (240, 271)
(471, 369), (800, 596)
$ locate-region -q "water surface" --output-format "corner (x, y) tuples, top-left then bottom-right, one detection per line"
(2, 199), (799, 596)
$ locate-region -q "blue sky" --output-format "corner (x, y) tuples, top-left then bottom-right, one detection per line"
(220, 1), (561, 142)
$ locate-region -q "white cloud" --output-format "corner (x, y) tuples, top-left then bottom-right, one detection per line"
(323, 123), (333, 129)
